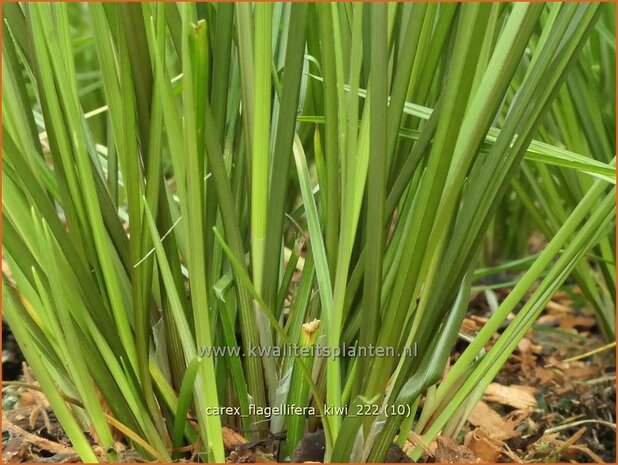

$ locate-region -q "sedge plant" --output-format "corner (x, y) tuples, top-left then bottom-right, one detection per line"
(2, 2), (615, 463)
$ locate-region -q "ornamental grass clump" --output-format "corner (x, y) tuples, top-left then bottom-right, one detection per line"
(2, 2), (615, 463)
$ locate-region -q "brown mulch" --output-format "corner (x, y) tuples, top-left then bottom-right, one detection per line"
(444, 286), (616, 463)
(2, 287), (615, 463)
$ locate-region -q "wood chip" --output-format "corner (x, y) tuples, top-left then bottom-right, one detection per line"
(484, 383), (538, 409)
(468, 401), (519, 440)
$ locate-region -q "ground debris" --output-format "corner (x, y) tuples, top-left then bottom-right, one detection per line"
(468, 401), (526, 440)
(483, 383), (538, 410)
(224, 427), (278, 463)
(433, 436), (478, 463)
(464, 428), (503, 462)
(450, 287), (616, 463)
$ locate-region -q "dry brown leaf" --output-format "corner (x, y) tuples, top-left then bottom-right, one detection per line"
(222, 426), (249, 449)
(464, 428), (503, 462)
(503, 409), (532, 426)
(484, 383), (538, 409)
(534, 366), (557, 385)
(517, 337), (542, 355)
(538, 311), (596, 333)
(467, 401), (519, 440)
(558, 315), (596, 331)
